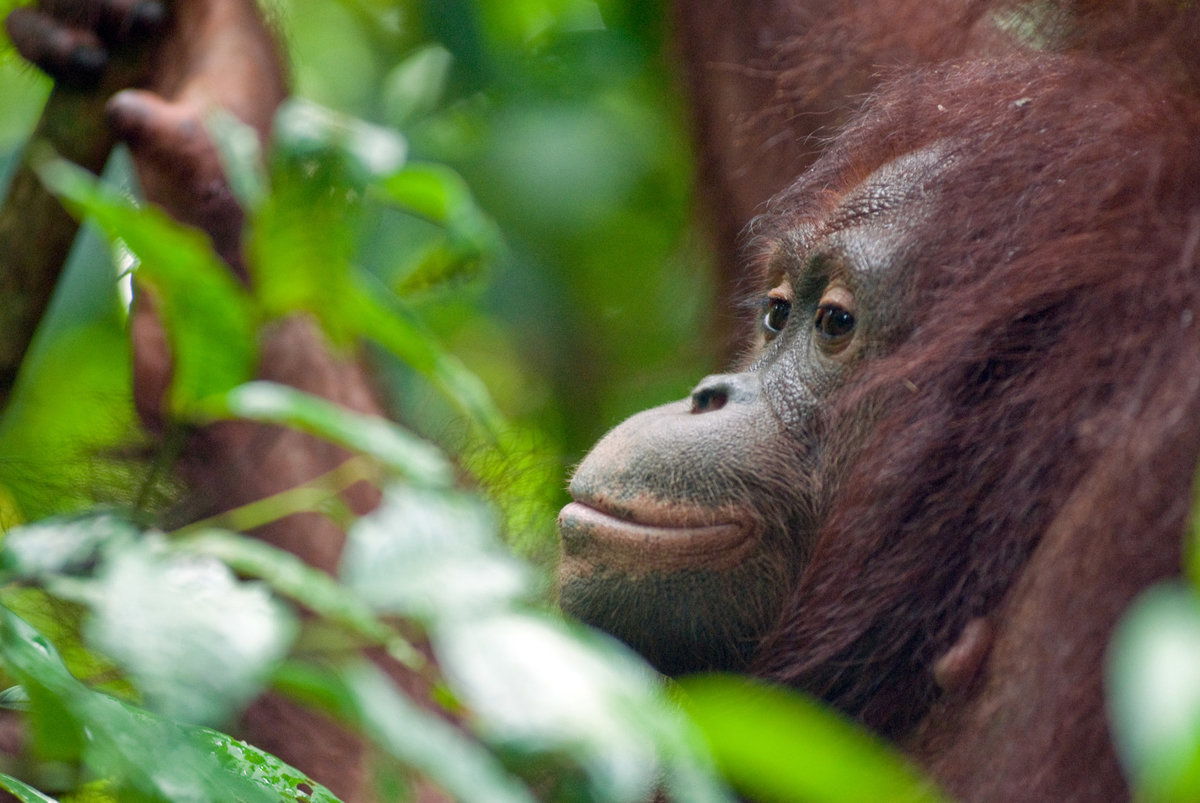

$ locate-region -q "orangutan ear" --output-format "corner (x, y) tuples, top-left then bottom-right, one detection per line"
(933, 618), (993, 694)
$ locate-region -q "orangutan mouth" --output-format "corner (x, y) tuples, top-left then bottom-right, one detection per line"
(557, 501), (756, 573)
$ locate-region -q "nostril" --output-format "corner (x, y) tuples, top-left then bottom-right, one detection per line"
(689, 373), (758, 413)
(690, 385), (728, 413)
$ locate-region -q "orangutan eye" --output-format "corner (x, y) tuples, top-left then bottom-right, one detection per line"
(814, 304), (856, 341)
(763, 297), (792, 335)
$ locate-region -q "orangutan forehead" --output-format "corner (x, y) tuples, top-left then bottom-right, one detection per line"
(823, 143), (956, 235)
(765, 142), (957, 269)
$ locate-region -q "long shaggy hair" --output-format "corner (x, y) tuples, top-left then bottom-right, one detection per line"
(750, 46), (1200, 746)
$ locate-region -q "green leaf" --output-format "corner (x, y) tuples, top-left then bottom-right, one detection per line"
(207, 109), (269, 211)
(273, 99), (406, 182)
(192, 728), (343, 803)
(349, 277), (507, 439)
(336, 659), (537, 803)
(0, 513), (138, 580)
(178, 530), (425, 670)
(372, 163), (501, 294)
(381, 44), (453, 126)
(0, 605), (87, 763)
(0, 771), (59, 802)
(0, 684), (30, 711)
(209, 381), (454, 485)
(0, 588), (129, 699)
(341, 484), (730, 803)
(33, 157), (257, 414)
(85, 535), (296, 727)
(247, 101), (407, 347)
(0, 606), (278, 802)
(1108, 582), (1200, 802)
(341, 485), (529, 620)
(678, 675), (945, 803)
(436, 613), (673, 803)
(374, 162), (478, 228)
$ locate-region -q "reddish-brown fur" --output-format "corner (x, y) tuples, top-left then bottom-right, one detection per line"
(672, 3), (1200, 799)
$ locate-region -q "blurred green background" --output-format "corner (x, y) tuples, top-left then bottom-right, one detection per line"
(0, 0), (720, 556)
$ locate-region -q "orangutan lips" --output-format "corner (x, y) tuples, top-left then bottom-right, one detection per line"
(557, 501), (755, 573)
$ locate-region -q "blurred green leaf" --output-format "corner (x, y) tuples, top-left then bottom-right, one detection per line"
(33, 155), (257, 414)
(373, 162), (501, 293)
(206, 109), (268, 211)
(0, 684), (30, 711)
(344, 486), (729, 803)
(678, 675), (945, 803)
(352, 277), (508, 439)
(337, 659), (537, 803)
(0, 208), (137, 522)
(437, 613), (710, 803)
(248, 102), (394, 344)
(275, 3), (382, 114)
(0, 607), (278, 802)
(0, 587), (129, 699)
(0, 604), (84, 764)
(375, 162), (479, 229)
(179, 529), (426, 670)
(342, 484), (527, 619)
(273, 99), (406, 185)
(249, 104), (508, 439)
(0, 513), (138, 580)
(381, 44), (454, 126)
(208, 380), (454, 484)
(1108, 582), (1200, 802)
(85, 535), (296, 727)
(0, 771), (58, 802)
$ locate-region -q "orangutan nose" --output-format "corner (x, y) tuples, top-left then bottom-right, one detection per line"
(689, 373), (757, 414)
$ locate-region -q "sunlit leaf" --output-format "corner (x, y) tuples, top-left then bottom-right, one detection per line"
(381, 44), (453, 126)
(436, 613), (664, 803)
(275, 99), (407, 180)
(33, 157), (257, 414)
(179, 529), (425, 669)
(1108, 582), (1200, 802)
(341, 485), (528, 620)
(336, 659), (537, 803)
(86, 536), (296, 727)
(678, 675), (946, 803)
(0, 513), (138, 579)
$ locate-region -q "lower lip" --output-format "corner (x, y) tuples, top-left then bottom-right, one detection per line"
(557, 502), (755, 572)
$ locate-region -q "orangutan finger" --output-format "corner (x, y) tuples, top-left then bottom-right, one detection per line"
(5, 7), (107, 86)
(130, 285), (172, 433)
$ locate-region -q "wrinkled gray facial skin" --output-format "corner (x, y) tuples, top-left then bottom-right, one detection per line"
(558, 148), (949, 675)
